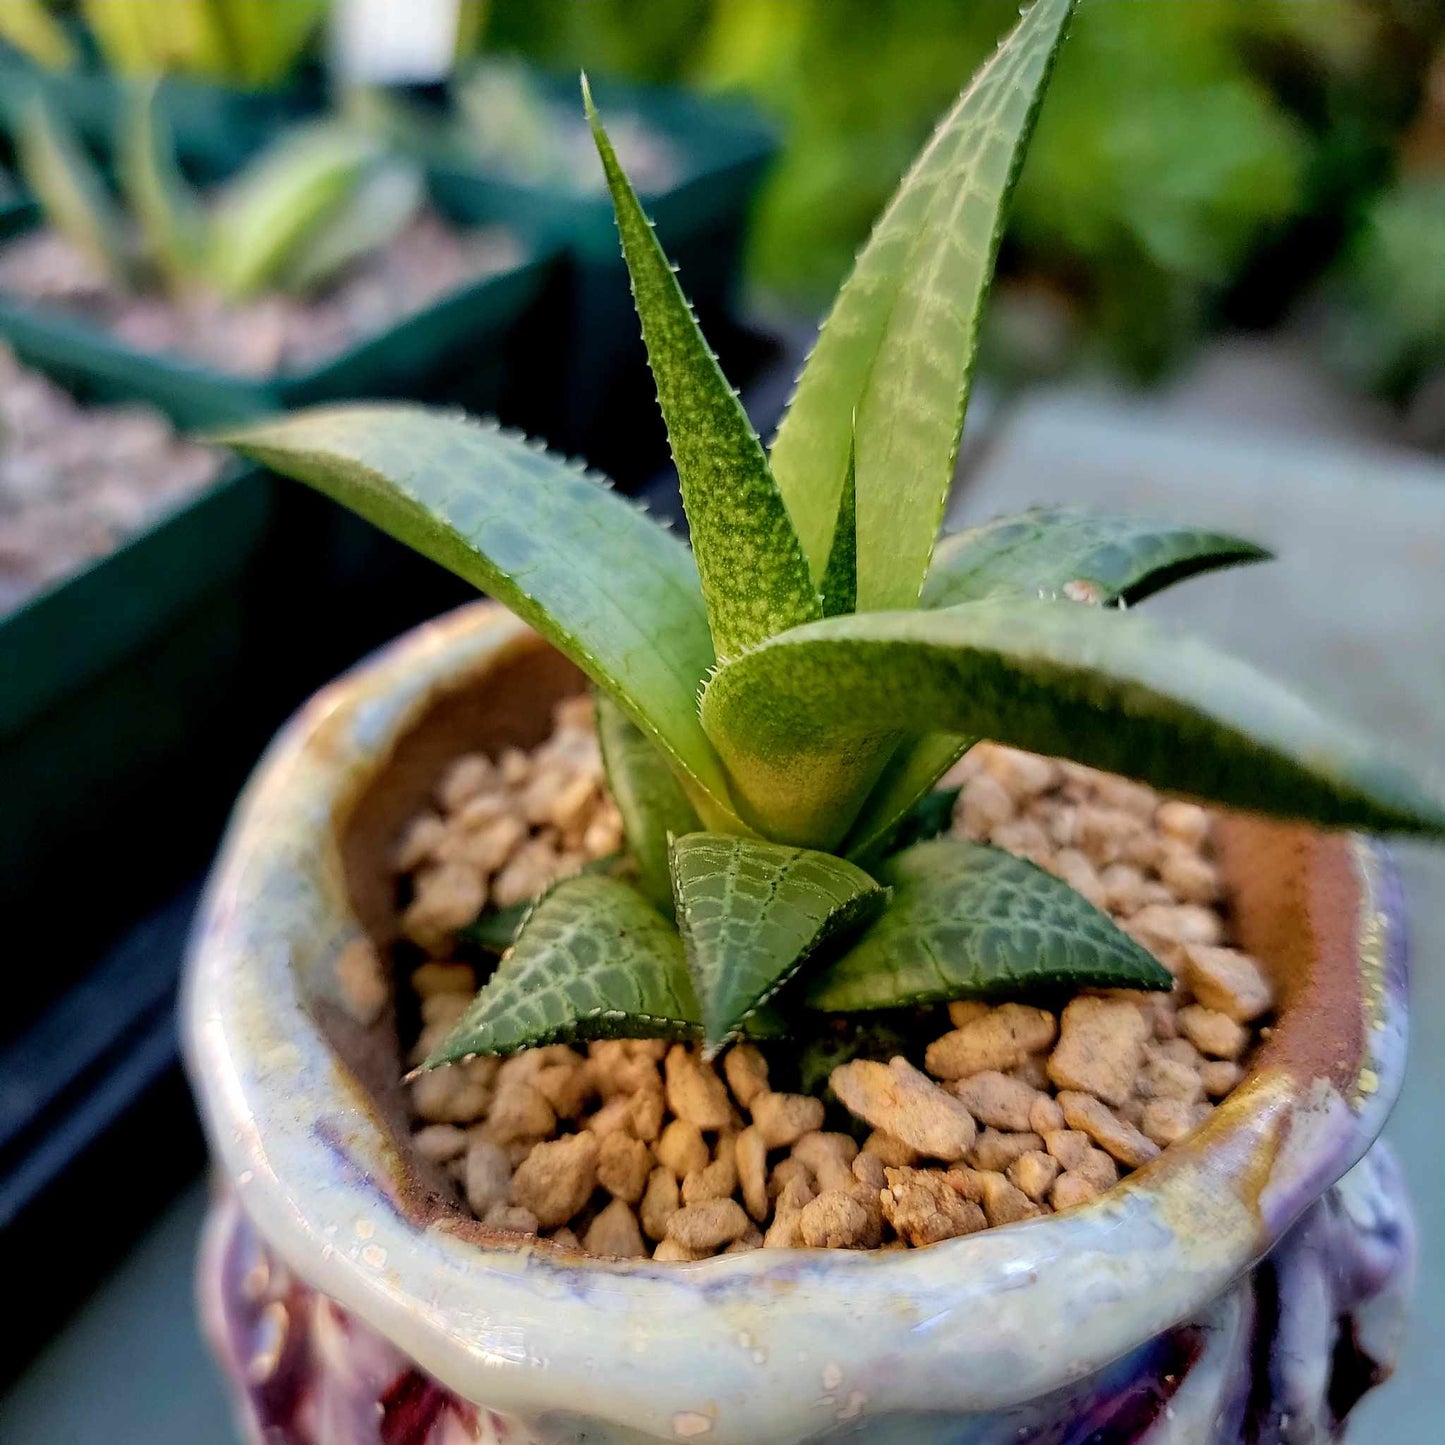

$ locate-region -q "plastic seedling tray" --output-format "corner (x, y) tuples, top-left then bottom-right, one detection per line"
(0, 435), (274, 1022)
(0, 35), (326, 174)
(425, 70), (778, 478)
(0, 186), (558, 427)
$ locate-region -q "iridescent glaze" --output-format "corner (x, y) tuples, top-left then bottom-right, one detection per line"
(184, 602), (1414, 1444)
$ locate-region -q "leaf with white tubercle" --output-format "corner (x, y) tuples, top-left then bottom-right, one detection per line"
(586, 77), (822, 662)
(922, 508), (1272, 610)
(212, 404), (743, 829)
(848, 508), (1272, 855)
(807, 837), (1171, 1013)
(701, 599), (1445, 848)
(768, 0), (1076, 609)
(670, 833), (886, 1053)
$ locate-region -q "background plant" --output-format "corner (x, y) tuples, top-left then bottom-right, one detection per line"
(0, 0), (326, 88)
(11, 84), (423, 300)
(220, 0), (1445, 1067)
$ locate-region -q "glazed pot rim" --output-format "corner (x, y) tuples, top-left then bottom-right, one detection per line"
(183, 600), (1409, 1441)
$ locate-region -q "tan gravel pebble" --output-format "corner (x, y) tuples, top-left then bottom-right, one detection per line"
(1008, 1150), (1061, 1203)
(881, 1167), (987, 1246)
(639, 1167), (680, 1242)
(735, 1127), (770, 1221)
(970, 1129), (1045, 1173)
(583, 1199), (649, 1258)
(1183, 945), (1275, 1023)
(1200, 1060), (1245, 1097)
(1178, 1005), (1250, 1060)
(1058, 1092), (1161, 1169)
(413, 1124), (468, 1165)
(597, 1133), (653, 1203)
(463, 1138), (513, 1216)
(665, 1047), (736, 1130)
(832, 1058), (977, 1160)
(799, 1190), (876, 1249)
(656, 1119), (710, 1179)
(722, 1044), (770, 1107)
(791, 1133), (859, 1193)
(666, 1199), (751, 1252)
(510, 1134), (598, 1228)
(751, 1091), (826, 1149)
(682, 1136), (739, 1205)
(924, 1004), (1057, 1080)
(949, 1071), (1041, 1131)
(1047, 998), (1150, 1107)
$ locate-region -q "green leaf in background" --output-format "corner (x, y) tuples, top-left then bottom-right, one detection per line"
(14, 92), (132, 284)
(214, 405), (741, 828)
(586, 77), (822, 661)
(702, 599), (1445, 845)
(806, 836), (1170, 1012)
(119, 83), (208, 289)
(818, 433), (857, 616)
(424, 874), (699, 1063)
(922, 508), (1272, 609)
(768, 0), (1075, 609)
(597, 693), (701, 910)
(0, 0), (77, 68)
(279, 157), (424, 295)
(215, 0), (327, 87)
(209, 123), (377, 299)
(671, 832), (885, 1052)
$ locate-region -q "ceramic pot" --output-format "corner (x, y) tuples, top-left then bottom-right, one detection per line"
(184, 601), (1414, 1445)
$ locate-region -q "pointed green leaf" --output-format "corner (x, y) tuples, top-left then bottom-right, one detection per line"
(586, 80), (821, 661)
(818, 436), (857, 617)
(768, 0), (1075, 607)
(15, 92), (131, 283)
(119, 83), (209, 289)
(849, 510), (1272, 856)
(807, 837), (1171, 1012)
(701, 600), (1445, 846)
(923, 508), (1272, 609)
(597, 693), (701, 910)
(671, 832), (885, 1052)
(875, 785), (962, 857)
(424, 874), (699, 1063)
(214, 404), (741, 826)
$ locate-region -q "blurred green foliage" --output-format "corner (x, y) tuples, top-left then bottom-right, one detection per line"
(484, 0), (1443, 383)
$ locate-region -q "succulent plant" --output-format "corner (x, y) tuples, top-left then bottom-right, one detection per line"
(13, 84), (423, 300)
(218, 0), (1445, 1065)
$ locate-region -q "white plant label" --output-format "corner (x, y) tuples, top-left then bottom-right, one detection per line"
(332, 0), (462, 85)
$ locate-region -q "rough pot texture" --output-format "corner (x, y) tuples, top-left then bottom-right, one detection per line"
(185, 602), (1414, 1444)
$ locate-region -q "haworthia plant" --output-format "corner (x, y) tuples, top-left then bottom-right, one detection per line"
(218, 0), (1445, 1062)
(14, 93), (422, 303)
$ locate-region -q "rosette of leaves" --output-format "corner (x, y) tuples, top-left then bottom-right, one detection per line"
(218, 0), (1445, 1066)
(12, 84), (423, 301)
